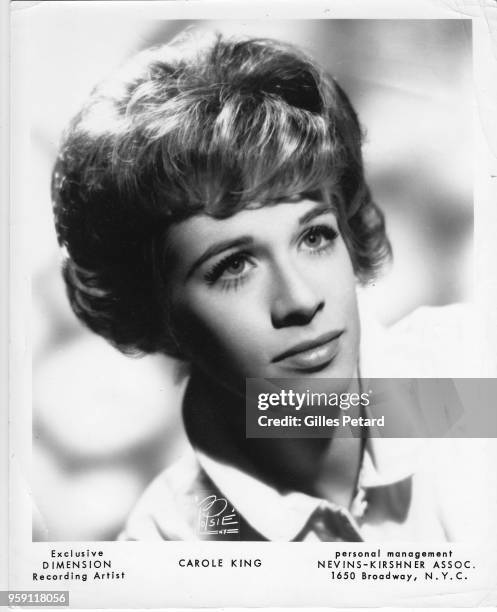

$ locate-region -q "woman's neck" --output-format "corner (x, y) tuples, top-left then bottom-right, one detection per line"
(183, 369), (364, 510)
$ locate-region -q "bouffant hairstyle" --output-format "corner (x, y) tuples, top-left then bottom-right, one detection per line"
(52, 33), (391, 358)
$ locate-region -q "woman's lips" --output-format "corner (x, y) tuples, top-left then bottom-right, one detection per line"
(272, 331), (343, 372)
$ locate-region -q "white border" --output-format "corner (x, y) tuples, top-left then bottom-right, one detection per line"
(8, 0), (497, 608)
(1, 0), (11, 595)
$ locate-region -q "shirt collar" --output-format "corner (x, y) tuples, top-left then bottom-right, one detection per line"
(196, 438), (421, 541)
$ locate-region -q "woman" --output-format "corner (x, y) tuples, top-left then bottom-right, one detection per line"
(52, 34), (485, 542)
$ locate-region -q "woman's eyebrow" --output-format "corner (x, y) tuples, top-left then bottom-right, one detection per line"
(298, 202), (336, 226)
(186, 236), (254, 279)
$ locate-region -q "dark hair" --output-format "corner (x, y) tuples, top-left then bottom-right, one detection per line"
(52, 33), (391, 357)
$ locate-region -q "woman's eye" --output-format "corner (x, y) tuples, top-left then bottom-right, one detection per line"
(300, 225), (338, 252)
(205, 253), (255, 287)
(223, 256), (249, 277)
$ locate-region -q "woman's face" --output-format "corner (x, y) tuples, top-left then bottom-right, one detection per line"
(166, 199), (360, 392)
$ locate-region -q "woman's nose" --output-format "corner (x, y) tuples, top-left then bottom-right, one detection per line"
(270, 262), (324, 329)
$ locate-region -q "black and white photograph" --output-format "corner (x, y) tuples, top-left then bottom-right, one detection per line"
(7, 0), (497, 607)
